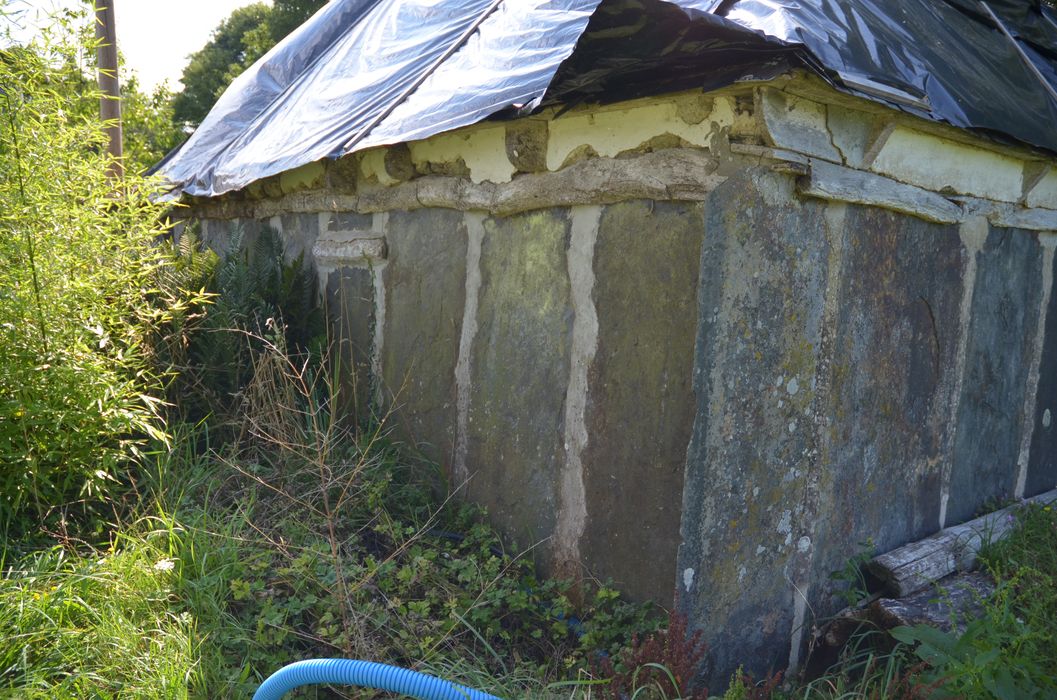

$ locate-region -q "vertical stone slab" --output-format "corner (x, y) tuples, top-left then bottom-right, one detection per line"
(200, 217), (262, 257)
(807, 206), (964, 633)
(581, 200), (702, 605)
(678, 170), (830, 685)
(326, 266), (375, 423)
(381, 209), (467, 466)
(1026, 242), (1057, 495)
(467, 209), (572, 555)
(279, 212), (321, 262)
(947, 227), (1043, 524)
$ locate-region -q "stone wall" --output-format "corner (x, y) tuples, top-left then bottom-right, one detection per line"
(199, 197), (704, 606)
(191, 74), (1057, 691)
(677, 167), (1057, 686)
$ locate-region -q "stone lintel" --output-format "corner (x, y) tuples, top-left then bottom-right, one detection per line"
(798, 160), (964, 224)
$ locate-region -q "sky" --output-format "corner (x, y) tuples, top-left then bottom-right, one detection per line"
(9, 0), (265, 91)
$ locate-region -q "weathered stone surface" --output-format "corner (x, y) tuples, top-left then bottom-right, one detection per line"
(826, 207), (962, 538)
(1027, 247), (1057, 496)
(279, 212), (320, 262)
(326, 265), (374, 423)
(581, 200), (702, 605)
(679, 170), (830, 685)
(759, 88), (842, 162)
(467, 209), (571, 558)
(808, 206), (964, 634)
(356, 148), (725, 216)
(381, 209), (467, 466)
(798, 161), (963, 224)
(326, 210), (373, 232)
(947, 227), (1043, 524)
(199, 217), (263, 257)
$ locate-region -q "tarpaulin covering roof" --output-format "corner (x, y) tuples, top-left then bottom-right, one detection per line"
(160, 0), (1057, 198)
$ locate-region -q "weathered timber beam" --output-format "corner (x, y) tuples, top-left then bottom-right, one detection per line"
(868, 489), (1057, 596)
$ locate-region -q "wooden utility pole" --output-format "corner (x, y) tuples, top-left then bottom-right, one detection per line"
(95, 1), (123, 179)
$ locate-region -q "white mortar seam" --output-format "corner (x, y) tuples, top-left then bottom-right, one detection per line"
(788, 589), (810, 674)
(788, 202), (847, 673)
(555, 205), (602, 575)
(453, 212), (486, 487)
(369, 263), (387, 408)
(1015, 236), (1057, 497)
(372, 211), (388, 235)
(369, 212), (390, 409)
(940, 216), (988, 528)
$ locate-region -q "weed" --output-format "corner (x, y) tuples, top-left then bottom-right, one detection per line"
(721, 667), (782, 700)
(0, 538), (196, 698)
(591, 610), (707, 699)
(887, 502), (1057, 699)
(827, 539), (876, 608)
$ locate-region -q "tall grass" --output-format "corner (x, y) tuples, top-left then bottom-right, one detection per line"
(0, 535), (197, 698)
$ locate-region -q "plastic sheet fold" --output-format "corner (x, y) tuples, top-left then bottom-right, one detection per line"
(160, 0), (1057, 198)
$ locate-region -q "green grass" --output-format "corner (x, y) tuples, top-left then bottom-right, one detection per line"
(0, 417), (660, 698)
(3, 466), (1056, 700)
(0, 537), (197, 698)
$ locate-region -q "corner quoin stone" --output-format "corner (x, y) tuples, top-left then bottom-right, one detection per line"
(678, 169), (830, 687)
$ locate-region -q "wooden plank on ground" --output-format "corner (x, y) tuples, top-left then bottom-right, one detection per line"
(868, 489), (1057, 596)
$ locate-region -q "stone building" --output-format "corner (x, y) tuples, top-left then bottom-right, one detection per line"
(160, 0), (1057, 686)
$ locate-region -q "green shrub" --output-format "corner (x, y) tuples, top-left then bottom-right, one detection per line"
(166, 224), (323, 427)
(158, 330), (658, 695)
(888, 502), (1057, 699)
(0, 23), (199, 533)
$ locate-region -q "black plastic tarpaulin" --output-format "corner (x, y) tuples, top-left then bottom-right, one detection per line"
(160, 0), (1057, 199)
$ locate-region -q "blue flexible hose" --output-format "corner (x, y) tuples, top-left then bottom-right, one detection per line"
(252, 659), (502, 700)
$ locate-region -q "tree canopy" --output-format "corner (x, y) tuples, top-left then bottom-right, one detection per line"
(172, 0), (326, 128)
